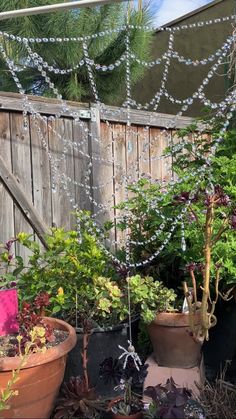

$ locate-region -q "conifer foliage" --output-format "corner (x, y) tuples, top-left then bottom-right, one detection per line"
(0, 1), (153, 103)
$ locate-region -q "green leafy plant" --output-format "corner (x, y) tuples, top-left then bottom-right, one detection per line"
(17, 225), (117, 320)
(17, 217), (176, 326)
(16, 223), (177, 402)
(170, 122), (236, 288)
(0, 238), (24, 290)
(74, 274), (176, 399)
(170, 121), (236, 342)
(128, 275), (176, 324)
(182, 183), (236, 342)
(109, 377), (144, 417)
(115, 120), (236, 342)
(114, 177), (190, 292)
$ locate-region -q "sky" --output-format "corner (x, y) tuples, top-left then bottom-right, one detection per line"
(147, 0), (214, 27)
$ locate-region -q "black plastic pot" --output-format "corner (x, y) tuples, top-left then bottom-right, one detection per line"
(203, 299), (236, 381)
(64, 323), (130, 397)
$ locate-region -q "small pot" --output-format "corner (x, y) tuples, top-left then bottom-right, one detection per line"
(108, 397), (143, 419)
(147, 311), (202, 368)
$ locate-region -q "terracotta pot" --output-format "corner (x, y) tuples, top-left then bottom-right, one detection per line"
(108, 397), (143, 419)
(147, 311), (202, 368)
(0, 317), (77, 418)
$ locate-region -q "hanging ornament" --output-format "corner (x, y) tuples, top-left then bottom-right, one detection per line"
(23, 110), (28, 131)
(181, 220), (186, 252)
(118, 340), (142, 371)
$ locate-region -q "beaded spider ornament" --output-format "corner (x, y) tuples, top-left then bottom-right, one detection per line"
(118, 340), (142, 371)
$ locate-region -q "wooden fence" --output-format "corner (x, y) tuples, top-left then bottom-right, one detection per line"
(0, 92), (193, 258)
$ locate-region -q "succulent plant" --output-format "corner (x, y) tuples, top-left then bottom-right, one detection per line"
(144, 377), (205, 419)
(53, 376), (105, 419)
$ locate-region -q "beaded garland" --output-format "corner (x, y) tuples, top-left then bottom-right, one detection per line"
(0, 13), (235, 271)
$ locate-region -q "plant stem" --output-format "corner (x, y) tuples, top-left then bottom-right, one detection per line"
(183, 281), (197, 337)
(211, 220), (228, 246)
(82, 327), (90, 392)
(189, 268), (197, 307)
(201, 198), (214, 341)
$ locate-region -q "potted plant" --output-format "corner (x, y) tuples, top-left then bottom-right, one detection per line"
(99, 356), (148, 419)
(53, 355), (147, 419)
(52, 375), (106, 419)
(115, 120), (236, 367)
(16, 225), (131, 395)
(16, 222), (177, 396)
(169, 122), (236, 345)
(144, 377), (205, 418)
(115, 179), (204, 368)
(108, 378), (143, 419)
(0, 267), (76, 419)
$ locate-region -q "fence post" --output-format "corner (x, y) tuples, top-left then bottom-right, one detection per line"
(88, 105), (101, 216)
(89, 105), (116, 247)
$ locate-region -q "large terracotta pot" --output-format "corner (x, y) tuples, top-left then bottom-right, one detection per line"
(0, 317), (77, 418)
(147, 311), (202, 368)
(108, 397), (143, 419)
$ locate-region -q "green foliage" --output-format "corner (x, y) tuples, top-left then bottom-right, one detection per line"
(18, 227), (176, 325)
(115, 121), (236, 295)
(116, 177), (188, 289)
(0, 238), (24, 289)
(16, 207), (177, 326)
(0, 368), (19, 412)
(17, 226), (116, 323)
(0, 1), (153, 103)
(110, 378), (143, 417)
(172, 122), (236, 288)
(128, 275), (176, 324)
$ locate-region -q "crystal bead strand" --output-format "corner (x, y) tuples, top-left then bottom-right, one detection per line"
(2, 14), (234, 45)
(82, 41), (100, 104)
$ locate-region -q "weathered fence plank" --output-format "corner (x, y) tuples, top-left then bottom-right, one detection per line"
(73, 118), (91, 212)
(100, 105), (192, 128)
(10, 112), (34, 260)
(150, 128), (165, 181)
(30, 115), (52, 228)
(93, 121), (115, 224)
(126, 125), (138, 200)
(48, 118), (75, 230)
(0, 93), (195, 257)
(138, 126), (150, 177)
(98, 121), (116, 247)
(113, 123), (126, 247)
(0, 91), (90, 117)
(162, 130), (173, 183)
(0, 112), (14, 245)
(0, 153), (50, 247)
(88, 107), (101, 217)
